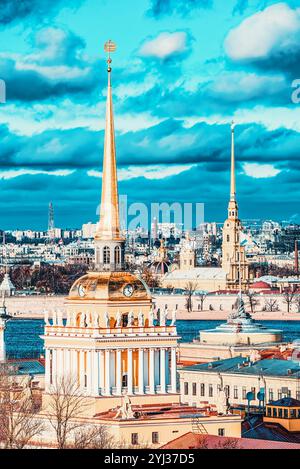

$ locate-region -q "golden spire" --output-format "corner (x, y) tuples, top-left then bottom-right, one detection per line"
(230, 120), (236, 202)
(95, 40), (123, 241)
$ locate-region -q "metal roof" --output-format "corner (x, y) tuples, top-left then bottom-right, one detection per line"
(181, 357), (300, 378)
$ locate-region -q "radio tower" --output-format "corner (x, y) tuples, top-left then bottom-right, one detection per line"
(48, 201), (55, 232)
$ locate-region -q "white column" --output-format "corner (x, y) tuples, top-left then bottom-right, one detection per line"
(92, 351), (99, 395)
(79, 350), (85, 389)
(70, 349), (77, 381)
(86, 351), (92, 394)
(116, 349), (122, 395)
(127, 349), (133, 395)
(105, 349), (111, 395)
(52, 349), (57, 384)
(171, 347), (177, 393)
(138, 349), (144, 394)
(45, 348), (51, 389)
(160, 348), (166, 394)
(149, 348), (155, 394)
(99, 350), (105, 393)
(56, 349), (61, 377)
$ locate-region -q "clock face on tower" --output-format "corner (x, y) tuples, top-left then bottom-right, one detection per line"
(123, 284), (134, 297)
(78, 284), (86, 297)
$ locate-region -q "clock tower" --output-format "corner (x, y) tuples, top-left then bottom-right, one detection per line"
(43, 42), (179, 413)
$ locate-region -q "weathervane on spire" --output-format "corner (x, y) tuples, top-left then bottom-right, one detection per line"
(231, 120), (235, 132)
(104, 40), (117, 72)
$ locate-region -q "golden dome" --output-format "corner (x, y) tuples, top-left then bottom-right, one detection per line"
(67, 271), (151, 302)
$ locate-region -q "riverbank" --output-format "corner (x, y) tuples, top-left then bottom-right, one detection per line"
(174, 310), (300, 321)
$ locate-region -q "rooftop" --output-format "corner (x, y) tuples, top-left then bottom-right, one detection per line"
(181, 357), (300, 379)
(161, 431), (300, 449)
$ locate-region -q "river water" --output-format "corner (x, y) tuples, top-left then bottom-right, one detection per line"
(5, 319), (300, 359)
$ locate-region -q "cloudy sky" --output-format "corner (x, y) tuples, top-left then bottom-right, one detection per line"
(0, 0), (300, 229)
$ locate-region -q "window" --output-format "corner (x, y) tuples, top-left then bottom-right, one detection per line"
(131, 433), (138, 445)
(269, 388), (274, 401)
(103, 246), (110, 264)
(278, 408), (283, 418)
(296, 391), (300, 401)
(278, 391), (282, 400)
(200, 383), (205, 397)
(267, 407), (272, 417)
(192, 383), (197, 396)
(152, 432), (159, 444)
(122, 314), (128, 327)
(114, 246), (121, 264)
(225, 385), (230, 398)
(227, 235), (230, 242)
(184, 382), (189, 395)
(209, 384), (213, 397)
(242, 387), (247, 399)
(273, 408), (277, 418)
(234, 386), (238, 399)
(284, 409), (289, 419)
(218, 428), (225, 436)
(122, 374), (128, 387)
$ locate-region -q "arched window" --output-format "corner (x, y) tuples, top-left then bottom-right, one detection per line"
(103, 246), (110, 264)
(227, 235), (230, 242)
(115, 246), (121, 265)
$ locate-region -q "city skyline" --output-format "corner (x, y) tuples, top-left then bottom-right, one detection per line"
(0, 0), (300, 229)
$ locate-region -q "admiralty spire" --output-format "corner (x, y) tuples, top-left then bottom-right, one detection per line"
(94, 40), (125, 271)
(222, 122), (249, 290)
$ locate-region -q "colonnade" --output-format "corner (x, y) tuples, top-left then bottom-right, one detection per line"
(45, 346), (177, 396)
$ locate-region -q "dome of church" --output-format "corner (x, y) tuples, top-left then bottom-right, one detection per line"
(149, 260), (170, 275)
(68, 271), (151, 302)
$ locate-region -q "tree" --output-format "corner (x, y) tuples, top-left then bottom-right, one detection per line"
(294, 295), (300, 313)
(282, 289), (296, 313)
(73, 425), (115, 449)
(244, 290), (259, 314)
(46, 376), (93, 449)
(140, 267), (161, 288)
(215, 437), (240, 449)
(184, 282), (198, 313)
(0, 364), (44, 449)
(263, 298), (279, 312)
(196, 292), (207, 311)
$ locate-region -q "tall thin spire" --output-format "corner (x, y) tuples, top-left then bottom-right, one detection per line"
(230, 121), (236, 202)
(95, 40), (122, 242)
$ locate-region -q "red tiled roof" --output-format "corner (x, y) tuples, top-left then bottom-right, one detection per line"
(160, 432), (300, 449)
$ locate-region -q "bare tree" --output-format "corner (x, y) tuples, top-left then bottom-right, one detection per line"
(184, 282), (198, 313)
(294, 294), (300, 313)
(264, 298), (279, 312)
(73, 424), (115, 449)
(215, 437), (240, 449)
(0, 364), (44, 449)
(244, 290), (259, 314)
(46, 376), (93, 449)
(196, 292), (207, 312)
(282, 289), (296, 313)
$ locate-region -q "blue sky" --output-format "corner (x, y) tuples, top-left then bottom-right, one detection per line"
(0, 0), (300, 229)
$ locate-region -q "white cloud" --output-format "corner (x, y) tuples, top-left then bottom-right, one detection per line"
(0, 169), (74, 180)
(87, 164), (196, 181)
(225, 3), (300, 60)
(139, 32), (187, 59)
(243, 163), (281, 179)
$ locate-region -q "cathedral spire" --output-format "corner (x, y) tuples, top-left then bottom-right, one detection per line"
(227, 121), (238, 220)
(95, 40), (122, 242)
(230, 121), (236, 202)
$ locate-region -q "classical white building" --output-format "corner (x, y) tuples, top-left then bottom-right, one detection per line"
(42, 45), (179, 414)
